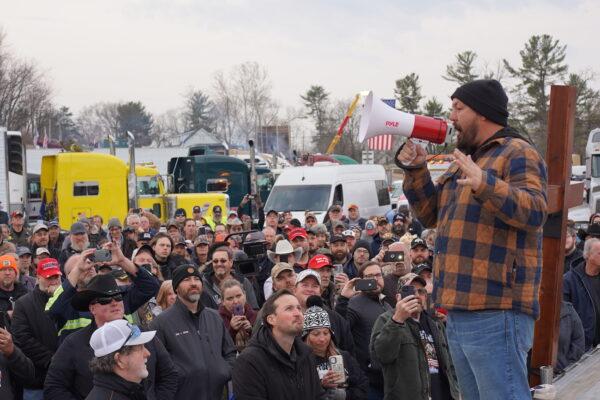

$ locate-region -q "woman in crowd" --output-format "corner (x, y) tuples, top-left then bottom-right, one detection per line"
(218, 279), (256, 353)
(303, 305), (368, 400)
(155, 280), (177, 314)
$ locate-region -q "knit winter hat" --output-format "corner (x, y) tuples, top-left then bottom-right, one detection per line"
(172, 264), (202, 292)
(302, 306), (331, 337)
(352, 240), (372, 259)
(451, 79), (509, 126)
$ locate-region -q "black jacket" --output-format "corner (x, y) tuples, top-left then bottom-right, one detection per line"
(557, 301), (585, 372)
(233, 325), (325, 400)
(0, 282), (29, 314)
(44, 321), (178, 400)
(85, 372), (146, 400)
(157, 254), (187, 280)
(564, 248), (583, 274)
(149, 299), (236, 400)
(11, 286), (59, 388)
(563, 260), (599, 349)
(313, 350), (368, 400)
(336, 293), (392, 389)
(0, 346), (36, 400)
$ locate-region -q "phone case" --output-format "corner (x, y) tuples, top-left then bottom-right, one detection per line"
(329, 355), (346, 384)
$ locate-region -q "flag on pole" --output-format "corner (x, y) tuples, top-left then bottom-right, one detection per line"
(367, 99), (397, 151)
(368, 135), (394, 151)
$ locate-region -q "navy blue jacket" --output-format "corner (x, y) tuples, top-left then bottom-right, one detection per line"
(563, 260), (598, 350)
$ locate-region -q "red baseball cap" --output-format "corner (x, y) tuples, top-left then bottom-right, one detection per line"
(37, 258), (62, 278)
(308, 254), (333, 270)
(288, 228), (308, 241)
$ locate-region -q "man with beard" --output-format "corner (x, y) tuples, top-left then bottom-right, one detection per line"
(288, 228), (310, 269)
(87, 320), (156, 400)
(11, 258), (62, 398)
(370, 217), (390, 255)
(391, 213), (407, 237)
(46, 243), (160, 341)
(0, 254), (29, 317)
(45, 272), (176, 400)
(564, 226), (583, 273)
(150, 264), (236, 399)
(58, 222), (91, 272)
(337, 261), (392, 399)
(233, 289), (324, 400)
(343, 240), (372, 279)
(409, 238), (429, 271)
(0, 226), (16, 256)
(330, 234), (350, 270)
(396, 79), (547, 400)
(201, 246), (258, 309)
(306, 227), (320, 258)
(9, 211), (30, 247)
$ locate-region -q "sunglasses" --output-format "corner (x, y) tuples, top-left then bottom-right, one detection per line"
(91, 294), (123, 305)
(119, 322), (142, 352)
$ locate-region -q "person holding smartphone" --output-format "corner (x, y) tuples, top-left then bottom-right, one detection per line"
(302, 305), (368, 399)
(371, 273), (459, 400)
(218, 279), (256, 353)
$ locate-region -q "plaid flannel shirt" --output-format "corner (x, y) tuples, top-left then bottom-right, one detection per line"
(403, 136), (547, 318)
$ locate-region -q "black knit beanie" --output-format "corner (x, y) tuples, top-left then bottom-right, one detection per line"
(451, 79), (509, 126)
(352, 240), (372, 259)
(172, 264), (202, 292)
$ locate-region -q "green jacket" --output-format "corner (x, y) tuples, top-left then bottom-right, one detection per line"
(370, 311), (459, 400)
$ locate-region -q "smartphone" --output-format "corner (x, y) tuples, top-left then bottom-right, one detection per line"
(329, 355), (346, 384)
(233, 304), (244, 316)
(400, 285), (416, 299)
(383, 251), (405, 263)
(92, 249), (112, 263)
(354, 279), (377, 291)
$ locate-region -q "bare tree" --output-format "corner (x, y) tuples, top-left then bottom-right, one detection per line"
(76, 102), (120, 144)
(153, 108), (185, 146)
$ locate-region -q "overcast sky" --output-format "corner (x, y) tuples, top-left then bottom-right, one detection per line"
(2, 0), (599, 117)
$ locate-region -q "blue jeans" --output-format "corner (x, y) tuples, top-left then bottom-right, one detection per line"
(446, 310), (534, 400)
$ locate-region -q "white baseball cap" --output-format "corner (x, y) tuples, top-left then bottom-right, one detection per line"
(296, 269), (321, 286)
(89, 319), (156, 357)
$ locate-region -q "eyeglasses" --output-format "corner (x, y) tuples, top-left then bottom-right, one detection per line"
(91, 294), (123, 305)
(212, 259), (229, 264)
(363, 273), (383, 280)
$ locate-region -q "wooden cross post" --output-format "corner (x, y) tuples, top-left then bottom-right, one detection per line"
(529, 85), (584, 386)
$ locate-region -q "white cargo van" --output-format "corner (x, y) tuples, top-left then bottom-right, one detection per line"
(264, 163), (391, 223)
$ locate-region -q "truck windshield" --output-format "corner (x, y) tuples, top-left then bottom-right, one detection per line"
(137, 176), (161, 195)
(265, 185), (331, 212)
(593, 155), (600, 178)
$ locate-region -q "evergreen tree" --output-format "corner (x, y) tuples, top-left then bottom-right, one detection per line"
(443, 50), (479, 84)
(183, 89), (214, 132)
(503, 34), (568, 153)
(301, 85), (331, 151)
(394, 73), (423, 114)
(423, 97), (445, 117)
(116, 101), (154, 146)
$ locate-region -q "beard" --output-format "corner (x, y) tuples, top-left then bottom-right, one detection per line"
(455, 119), (479, 156)
(392, 225), (405, 236)
(71, 239), (90, 252)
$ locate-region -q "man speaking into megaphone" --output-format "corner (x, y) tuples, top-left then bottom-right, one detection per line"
(394, 80), (547, 400)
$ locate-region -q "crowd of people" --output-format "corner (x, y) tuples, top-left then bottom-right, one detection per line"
(0, 79), (593, 400)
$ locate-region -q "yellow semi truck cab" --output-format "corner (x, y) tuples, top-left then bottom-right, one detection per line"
(41, 153), (230, 229)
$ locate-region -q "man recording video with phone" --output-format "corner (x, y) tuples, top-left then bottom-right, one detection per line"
(371, 273), (459, 399)
(395, 79), (547, 400)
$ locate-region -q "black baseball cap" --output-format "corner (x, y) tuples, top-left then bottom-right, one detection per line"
(329, 234), (346, 244)
(411, 237), (427, 250)
(174, 208), (186, 217)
